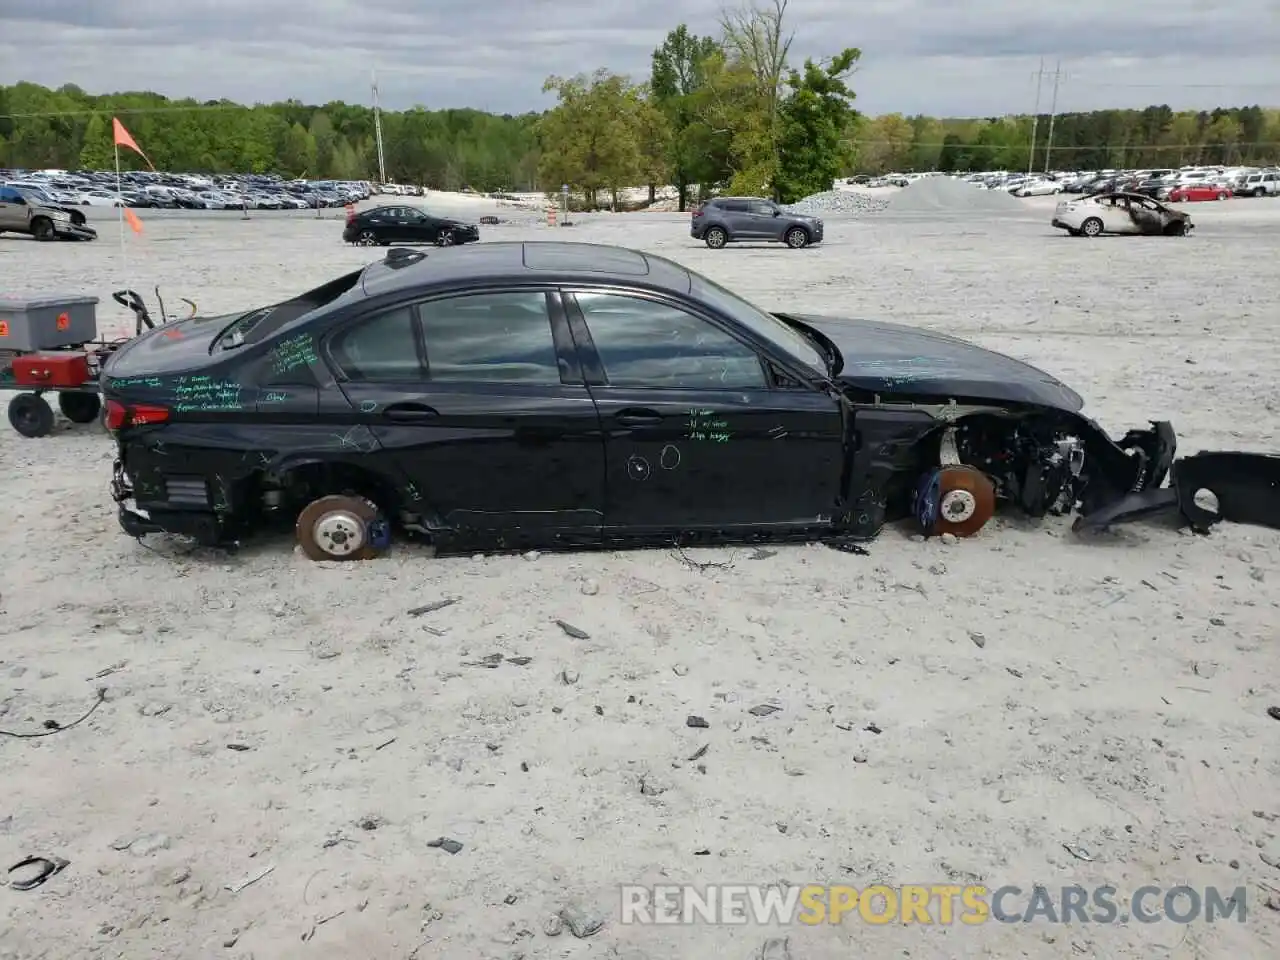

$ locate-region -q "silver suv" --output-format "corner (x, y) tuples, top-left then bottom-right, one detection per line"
(690, 196), (824, 249)
(0, 184), (98, 241)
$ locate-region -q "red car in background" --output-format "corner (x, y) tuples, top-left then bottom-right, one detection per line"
(1168, 183), (1232, 202)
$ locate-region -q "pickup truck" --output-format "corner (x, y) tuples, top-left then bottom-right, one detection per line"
(0, 184), (98, 241)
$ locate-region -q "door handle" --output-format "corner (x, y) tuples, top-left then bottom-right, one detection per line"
(382, 402), (439, 422)
(616, 408), (662, 426)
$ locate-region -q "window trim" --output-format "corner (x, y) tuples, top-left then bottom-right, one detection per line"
(322, 287), (572, 387)
(562, 287), (773, 392)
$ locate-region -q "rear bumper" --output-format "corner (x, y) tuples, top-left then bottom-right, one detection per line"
(111, 457), (225, 544)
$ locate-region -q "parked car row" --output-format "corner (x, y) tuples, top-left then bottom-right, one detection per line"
(957, 165), (1280, 202)
(0, 168), (374, 211)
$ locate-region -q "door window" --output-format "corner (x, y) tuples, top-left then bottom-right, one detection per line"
(748, 200), (776, 216)
(0, 187), (24, 204)
(329, 306), (422, 381)
(419, 291), (561, 384)
(574, 292), (767, 389)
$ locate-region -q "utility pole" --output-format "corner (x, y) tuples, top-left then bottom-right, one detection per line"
(1027, 57), (1045, 176)
(372, 68), (387, 185)
(1043, 60), (1063, 173)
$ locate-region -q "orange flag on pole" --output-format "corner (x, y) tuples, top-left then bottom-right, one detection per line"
(123, 207), (143, 235)
(112, 117), (155, 171)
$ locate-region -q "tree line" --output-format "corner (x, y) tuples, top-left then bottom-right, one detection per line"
(2, 0), (1277, 207)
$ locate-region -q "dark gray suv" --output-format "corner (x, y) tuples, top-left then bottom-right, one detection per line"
(690, 197), (824, 249)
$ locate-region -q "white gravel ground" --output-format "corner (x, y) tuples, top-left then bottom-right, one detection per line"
(1, 191), (1278, 960)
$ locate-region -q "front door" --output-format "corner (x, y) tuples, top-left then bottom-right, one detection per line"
(327, 289), (606, 543)
(401, 209), (439, 243)
(746, 199), (781, 240)
(563, 289), (845, 537)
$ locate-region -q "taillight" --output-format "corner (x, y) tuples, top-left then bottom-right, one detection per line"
(104, 400), (127, 431)
(104, 399), (170, 432)
(692, 208), (703, 217)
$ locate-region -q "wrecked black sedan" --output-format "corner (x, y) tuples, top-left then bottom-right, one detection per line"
(101, 242), (1277, 560)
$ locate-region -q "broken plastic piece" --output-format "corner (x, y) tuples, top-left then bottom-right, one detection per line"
(7, 855), (70, 891)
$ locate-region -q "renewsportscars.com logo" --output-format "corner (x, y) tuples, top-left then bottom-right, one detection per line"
(619, 884), (1249, 925)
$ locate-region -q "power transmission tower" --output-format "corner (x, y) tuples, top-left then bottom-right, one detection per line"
(1027, 58), (1045, 175)
(1043, 60), (1064, 173)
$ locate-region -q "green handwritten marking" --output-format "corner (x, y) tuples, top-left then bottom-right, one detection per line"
(173, 378), (243, 413)
(270, 333), (319, 375)
(686, 408), (731, 443)
(111, 376), (164, 388)
(261, 391), (290, 403)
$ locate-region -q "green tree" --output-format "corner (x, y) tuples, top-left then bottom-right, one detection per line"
(718, 0), (794, 198)
(650, 24), (723, 209)
(774, 48), (860, 203)
(78, 113), (114, 170)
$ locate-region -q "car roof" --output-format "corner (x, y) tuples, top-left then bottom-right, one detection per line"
(358, 241), (693, 299)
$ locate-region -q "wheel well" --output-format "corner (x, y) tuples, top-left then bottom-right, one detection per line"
(787, 222), (810, 236)
(270, 460), (401, 515)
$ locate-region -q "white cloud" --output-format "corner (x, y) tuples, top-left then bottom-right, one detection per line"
(0, 0), (1277, 116)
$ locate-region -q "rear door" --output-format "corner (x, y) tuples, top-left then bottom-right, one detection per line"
(327, 288), (606, 541)
(562, 288), (844, 538)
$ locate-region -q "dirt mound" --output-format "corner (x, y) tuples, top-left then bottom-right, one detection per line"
(884, 177), (1025, 213)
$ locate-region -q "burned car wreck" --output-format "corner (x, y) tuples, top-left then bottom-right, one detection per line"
(1052, 192), (1193, 238)
(101, 242), (1278, 560)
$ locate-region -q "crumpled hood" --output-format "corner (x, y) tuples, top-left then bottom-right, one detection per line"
(786, 314), (1085, 412)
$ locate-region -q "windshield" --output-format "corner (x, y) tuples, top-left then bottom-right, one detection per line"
(16, 187), (52, 204)
(689, 273), (827, 374)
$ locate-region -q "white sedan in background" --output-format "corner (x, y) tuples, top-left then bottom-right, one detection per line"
(1051, 192), (1194, 237)
(1014, 178), (1064, 197)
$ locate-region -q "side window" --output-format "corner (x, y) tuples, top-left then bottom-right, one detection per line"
(574, 292), (767, 390)
(329, 306), (421, 381)
(419, 291), (560, 384)
(721, 200), (749, 213)
(0, 187), (21, 203)
(749, 200), (775, 216)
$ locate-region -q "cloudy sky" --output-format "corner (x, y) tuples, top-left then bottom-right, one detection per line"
(1, 0), (1278, 118)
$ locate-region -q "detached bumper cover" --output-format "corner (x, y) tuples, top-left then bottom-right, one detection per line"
(54, 221), (97, 240)
(1076, 451), (1280, 534)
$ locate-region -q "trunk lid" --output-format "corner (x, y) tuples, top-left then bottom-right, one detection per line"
(101, 312), (238, 380)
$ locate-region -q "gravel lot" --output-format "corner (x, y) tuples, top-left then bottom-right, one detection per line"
(1, 193), (1278, 960)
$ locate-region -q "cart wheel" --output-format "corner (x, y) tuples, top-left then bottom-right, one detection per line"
(8, 393), (55, 438)
(58, 391), (102, 424)
(295, 494), (389, 562)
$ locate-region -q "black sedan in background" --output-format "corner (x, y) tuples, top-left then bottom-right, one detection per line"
(344, 204), (480, 247)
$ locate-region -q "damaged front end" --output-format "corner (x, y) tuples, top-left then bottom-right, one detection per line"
(913, 411), (1279, 539)
(935, 414), (1174, 523)
(1074, 450), (1280, 535)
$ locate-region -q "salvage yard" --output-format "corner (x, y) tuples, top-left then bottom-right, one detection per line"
(1, 192), (1278, 959)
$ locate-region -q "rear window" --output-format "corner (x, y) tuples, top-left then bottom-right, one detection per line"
(214, 269), (362, 351)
